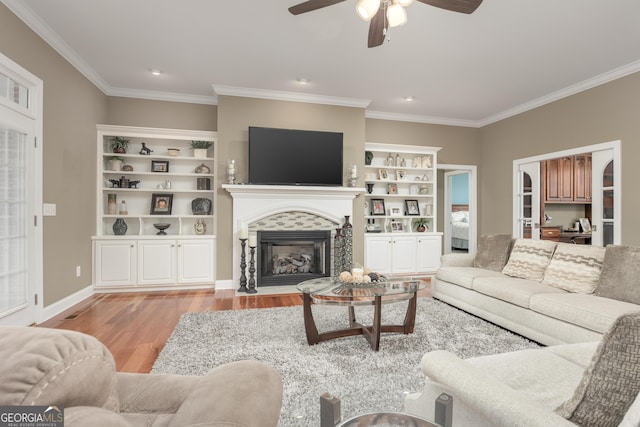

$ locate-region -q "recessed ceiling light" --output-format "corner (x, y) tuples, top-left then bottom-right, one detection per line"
(296, 77), (309, 85)
(150, 69), (162, 76)
(403, 96), (415, 102)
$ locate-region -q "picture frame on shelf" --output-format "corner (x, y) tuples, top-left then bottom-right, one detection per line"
(579, 217), (592, 233)
(370, 198), (386, 216)
(396, 170), (407, 181)
(378, 169), (389, 180)
(150, 193), (173, 215)
(405, 199), (420, 215)
(387, 183), (397, 194)
(390, 207), (402, 217)
(390, 220), (404, 232)
(151, 160), (169, 173)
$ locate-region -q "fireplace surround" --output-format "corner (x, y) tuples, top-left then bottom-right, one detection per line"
(223, 184), (364, 290)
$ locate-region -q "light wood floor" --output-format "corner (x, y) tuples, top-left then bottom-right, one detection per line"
(38, 289), (303, 373)
(39, 283), (430, 374)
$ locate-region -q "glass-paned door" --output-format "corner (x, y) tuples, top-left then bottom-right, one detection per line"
(592, 148), (619, 247)
(515, 162), (540, 239)
(0, 127), (29, 320)
(0, 60), (40, 326)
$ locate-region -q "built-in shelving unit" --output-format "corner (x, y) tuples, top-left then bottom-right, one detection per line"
(363, 143), (442, 274)
(92, 125), (217, 291)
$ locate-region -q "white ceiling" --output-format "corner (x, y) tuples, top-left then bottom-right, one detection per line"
(5, 0), (640, 127)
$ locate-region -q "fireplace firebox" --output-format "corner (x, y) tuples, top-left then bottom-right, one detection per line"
(257, 230), (331, 286)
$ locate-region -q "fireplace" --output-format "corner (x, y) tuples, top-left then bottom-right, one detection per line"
(223, 184), (362, 290)
(257, 230), (331, 286)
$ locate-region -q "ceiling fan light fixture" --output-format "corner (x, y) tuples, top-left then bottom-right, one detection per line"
(356, 0), (380, 21)
(386, 3), (407, 27)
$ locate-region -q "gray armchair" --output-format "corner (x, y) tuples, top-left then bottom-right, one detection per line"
(0, 326), (283, 427)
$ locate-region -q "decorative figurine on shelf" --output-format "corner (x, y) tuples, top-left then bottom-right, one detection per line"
(139, 142), (152, 155)
(194, 218), (207, 235)
(128, 180), (140, 188)
(385, 153), (394, 167)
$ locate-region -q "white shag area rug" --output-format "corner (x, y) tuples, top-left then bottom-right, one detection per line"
(152, 298), (539, 426)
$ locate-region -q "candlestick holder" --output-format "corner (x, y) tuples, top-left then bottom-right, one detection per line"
(238, 238), (248, 292)
(247, 246), (257, 294)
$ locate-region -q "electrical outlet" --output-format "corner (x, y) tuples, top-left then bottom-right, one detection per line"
(75, 266), (81, 277)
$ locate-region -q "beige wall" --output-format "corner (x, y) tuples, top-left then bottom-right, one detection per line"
(216, 96), (366, 280)
(1, 4), (108, 306)
(479, 72), (640, 244)
(107, 97), (217, 131)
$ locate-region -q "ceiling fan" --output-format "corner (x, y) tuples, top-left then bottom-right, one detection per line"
(288, 0), (483, 48)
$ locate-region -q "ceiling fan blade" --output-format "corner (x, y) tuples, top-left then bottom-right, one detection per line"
(288, 0), (347, 15)
(368, 8), (387, 48)
(416, 0), (483, 14)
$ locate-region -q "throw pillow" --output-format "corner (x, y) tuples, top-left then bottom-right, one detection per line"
(556, 311), (640, 426)
(542, 243), (605, 294)
(501, 238), (557, 281)
(595, 245), (640, 305)
(473, 234), (513, 272)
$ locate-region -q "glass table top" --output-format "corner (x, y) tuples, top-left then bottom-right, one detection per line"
(296, 276), (426, 306)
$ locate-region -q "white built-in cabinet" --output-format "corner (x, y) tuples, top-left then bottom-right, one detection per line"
(364, 143), (442, 274)
(92, 125), (217, 291)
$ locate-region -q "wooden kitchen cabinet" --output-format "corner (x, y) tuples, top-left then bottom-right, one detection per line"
(544, 155), (591, 203)
(573, 154), (592, 202)
(545, 157), (574, 202)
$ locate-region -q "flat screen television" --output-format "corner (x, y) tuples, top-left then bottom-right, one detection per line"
(248, 126), (343, 186)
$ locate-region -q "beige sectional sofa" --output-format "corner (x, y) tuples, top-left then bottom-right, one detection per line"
(405, 237), (640, 427)
(432, 237), (640, 345)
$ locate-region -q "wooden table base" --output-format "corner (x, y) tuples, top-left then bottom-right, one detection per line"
(302, 292), (419, 351)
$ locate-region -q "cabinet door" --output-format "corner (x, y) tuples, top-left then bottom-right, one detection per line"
(178, 239), (214, 284)
(416, 235), (442, 272)
(574, 154), (592, 202)
(137, 240), (177, 285)
(365, 235), (393, 274)
(94, 240), (136, 287)
(391, 236), (416, 274)
(546, 157), (573, 201)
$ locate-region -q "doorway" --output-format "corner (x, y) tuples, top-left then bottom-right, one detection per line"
(440, 164), (477, 255)
(0, 52), (43, 326)
(512, 141), (621, 246)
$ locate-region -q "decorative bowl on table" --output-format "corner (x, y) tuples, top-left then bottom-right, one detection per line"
(153, 223), (171, 235)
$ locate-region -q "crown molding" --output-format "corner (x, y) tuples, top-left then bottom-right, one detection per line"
(212, 84), (371, 109)
(108, 87), (217, 105)
(478, 59), (640, 127)
(365, 110), (481, 128)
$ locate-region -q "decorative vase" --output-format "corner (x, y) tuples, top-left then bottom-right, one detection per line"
(191, 198), (212, 215)
(366, 183), (374, 194)
(112, 218), (127, 235)
(107, 194), (117, 214)
(342, 216), (353, 271)
(365, 151), (373, 165)
(333, 228), (344, 279)
(194, 163), (211, 174)
(109, 159), (123, 171)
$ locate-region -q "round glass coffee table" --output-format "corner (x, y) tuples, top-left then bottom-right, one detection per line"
(339, 412), (437, 426)
(296, 276), (426, 351)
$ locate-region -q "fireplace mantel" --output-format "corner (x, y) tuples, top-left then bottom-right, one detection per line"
(222, 184), (364, 290)
(222, 184), (364, 199)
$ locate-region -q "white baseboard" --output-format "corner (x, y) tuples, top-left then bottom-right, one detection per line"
(215, 279), (233, 290)
(40, 285), (94, 323)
